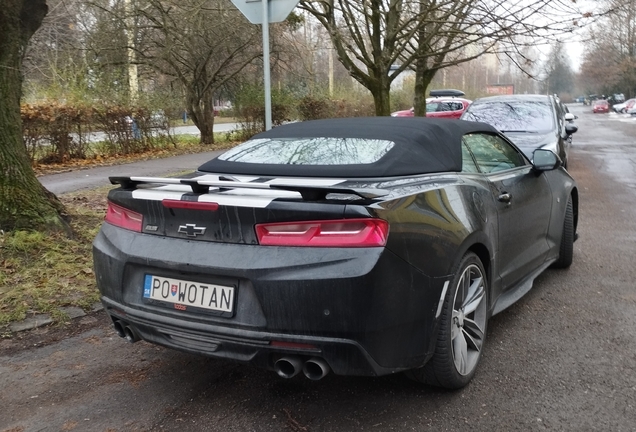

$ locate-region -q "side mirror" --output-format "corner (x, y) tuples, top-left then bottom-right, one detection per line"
(565, 123), (578, 135)
(564, 113), (578, 121)
(533, 149), (561, 171)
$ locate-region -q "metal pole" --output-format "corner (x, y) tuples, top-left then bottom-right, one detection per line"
(262, 0), (272, 130)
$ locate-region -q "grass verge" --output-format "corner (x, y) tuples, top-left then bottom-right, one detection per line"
(2, 129), (244, 329)
(0, 187), (111, 327)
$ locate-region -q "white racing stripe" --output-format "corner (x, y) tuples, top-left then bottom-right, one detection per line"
(191, 174), (261, 183)
(130, 175), (348, 208)
(265, 177), (345, 186)
(132, 188), (290, 208)
(132, 189), (187, 201)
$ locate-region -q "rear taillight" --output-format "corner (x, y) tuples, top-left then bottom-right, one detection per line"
(255, 218), (389, 247)
(105, 201), (143, 232)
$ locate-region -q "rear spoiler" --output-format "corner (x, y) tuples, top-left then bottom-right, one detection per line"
(109, 176), (389, 201)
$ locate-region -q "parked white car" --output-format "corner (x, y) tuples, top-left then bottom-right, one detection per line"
(613, 98), (636, 113)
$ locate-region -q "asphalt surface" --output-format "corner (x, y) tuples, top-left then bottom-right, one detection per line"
(4, 104), (636, 431)
(39, 121), (238, 195)
(39, 150), (225, 195)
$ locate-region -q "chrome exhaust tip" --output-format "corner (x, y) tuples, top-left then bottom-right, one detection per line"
(303, 357), (330, 381)
(112, 319), (126, 338)
(274, 356), (303, 379)
(123, 325), (140, 343)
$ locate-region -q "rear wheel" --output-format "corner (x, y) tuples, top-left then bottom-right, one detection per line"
(552, 197), (574, 268)
(407, 252), (488, 389)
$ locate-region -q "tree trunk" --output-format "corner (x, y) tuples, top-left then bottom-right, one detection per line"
(413, 61), (437, 117)
(370, 74), (392, 116)
(413, 2), (439, 118)
(0, 0), (69, 232)
(187, 89), (216, 145)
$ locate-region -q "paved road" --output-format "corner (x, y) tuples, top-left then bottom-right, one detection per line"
(84, 122), (240, 143)
(4, 104), (636, 431)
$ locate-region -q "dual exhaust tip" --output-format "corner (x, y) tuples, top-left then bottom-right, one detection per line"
(112, 319), (140, 343)
(274, 356), (330, 381)
(112, 319), (328, 380)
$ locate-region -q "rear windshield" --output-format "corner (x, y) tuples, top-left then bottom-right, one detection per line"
(462, 101), (554, 133)
(217, 137), (395, 165)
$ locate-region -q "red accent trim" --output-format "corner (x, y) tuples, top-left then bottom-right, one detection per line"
(162, 199), (219, 211)
(270, 340), (318, 350)
(105, 201), (143, 232)
(255, 218), (389, 247)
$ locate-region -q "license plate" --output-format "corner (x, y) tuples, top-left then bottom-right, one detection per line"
(143, 275), (235, 313)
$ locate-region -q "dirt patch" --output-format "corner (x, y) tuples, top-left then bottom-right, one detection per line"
(0, 310), (110, 357)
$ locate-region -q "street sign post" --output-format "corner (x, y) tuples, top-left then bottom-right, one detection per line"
(230, 0), (300, 130)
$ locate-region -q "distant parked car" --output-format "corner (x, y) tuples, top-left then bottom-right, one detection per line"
(460, 94), (577, 168)
(606, 94), (624, 105)
(593, 100), (610, 113)
(149, 110), (169, 128)
(391, 89), (471, 119)
(612, 98), (636, 113)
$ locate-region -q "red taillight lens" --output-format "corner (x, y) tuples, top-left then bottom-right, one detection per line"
(255, 218), (389, 247)
(105, 201), (143, 232)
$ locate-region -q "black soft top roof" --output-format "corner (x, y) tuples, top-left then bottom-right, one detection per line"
(198, 117), (500, 178)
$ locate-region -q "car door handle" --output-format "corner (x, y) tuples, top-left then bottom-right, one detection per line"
(498, 193), (512, 203)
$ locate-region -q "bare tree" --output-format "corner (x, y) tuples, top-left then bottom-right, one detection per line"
(301, 0), (603, 116)
(129, 0), (262, 144)
(0, 0), (69, 232)
(580, 0), (636, 97)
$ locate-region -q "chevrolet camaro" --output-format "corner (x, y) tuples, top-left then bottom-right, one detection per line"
(93, 117), (578, 389)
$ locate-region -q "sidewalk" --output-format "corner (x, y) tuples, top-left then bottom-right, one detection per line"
(38, 120), (240, 194)
(38, 150), (225, 195)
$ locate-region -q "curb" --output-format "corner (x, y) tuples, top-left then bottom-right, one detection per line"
(7, 303), (104, 333)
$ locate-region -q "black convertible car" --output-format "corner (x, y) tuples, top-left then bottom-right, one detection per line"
(93, 117), (578, 389)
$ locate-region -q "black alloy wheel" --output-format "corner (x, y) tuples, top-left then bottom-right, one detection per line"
(407, 252), (488, 389)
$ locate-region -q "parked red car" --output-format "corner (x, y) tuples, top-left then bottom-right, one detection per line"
(592, 99), (610, 113)
(391, 89), (471, 119)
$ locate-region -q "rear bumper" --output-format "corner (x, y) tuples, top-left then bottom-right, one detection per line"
(103, 298), (410, 376)
(93, 223), (447, 376)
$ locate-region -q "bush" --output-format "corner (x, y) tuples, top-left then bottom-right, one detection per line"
(21, 102), (176, 163)
(297, 95), (333, 120)
(390, 88), (416, 113)
(233, 84), (294, 140)
(21, 103), (92, 163)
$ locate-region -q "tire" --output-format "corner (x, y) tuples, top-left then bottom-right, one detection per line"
(407, 252), (488, 389)
(552, 197), (574, 268)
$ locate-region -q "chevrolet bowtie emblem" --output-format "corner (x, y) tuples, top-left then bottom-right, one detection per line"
(178, 224), (206, 237)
